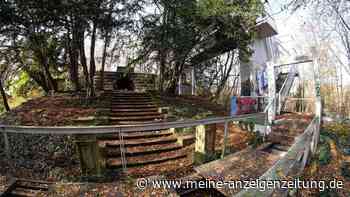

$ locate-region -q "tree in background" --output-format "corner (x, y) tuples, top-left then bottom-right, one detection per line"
(139, 0), (263, 94)
(283, 0), (350, 117)
(0, 0), (266, 108)
(0, 0), (144, 100)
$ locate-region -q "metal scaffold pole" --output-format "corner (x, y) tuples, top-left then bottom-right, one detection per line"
(311, 47), (322, 154)
(267, 61), (276, 125)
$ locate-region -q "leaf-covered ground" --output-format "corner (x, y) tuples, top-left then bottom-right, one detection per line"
(3, 94), (345, 196)
(0, 94), (110, 126)
(299, 123), (350, 197)
(0, 93), (252, 196)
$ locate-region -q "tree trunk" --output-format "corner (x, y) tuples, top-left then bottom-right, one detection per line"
(0, 78), (10, 111)
(78, 29), (90, 93)
(41, 55), (57, 92)
(214, 52), (235, 98)
(100, 31), (110, 90)
(159, 51), (166, 92)
(89, 21), (97, 97)
(25, 70), (50, 92)
(166, 61), (184, 95)
(30, 35), (58, 92)
(69, 22), (81, 92)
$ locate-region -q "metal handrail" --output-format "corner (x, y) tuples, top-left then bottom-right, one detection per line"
(0, 113), (263, 135)
(236, 116), (319, 196)
(274, 59), (313, 68)
(277, 64), (297, 114)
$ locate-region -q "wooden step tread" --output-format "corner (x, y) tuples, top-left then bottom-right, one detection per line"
(106, 150), (187, 168)
(103, 143), (182, 156)
(103, 136), (178, 147)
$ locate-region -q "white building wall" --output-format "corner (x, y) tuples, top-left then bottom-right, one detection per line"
(251, 38), (271, 68)
(240, 36), (277, 96)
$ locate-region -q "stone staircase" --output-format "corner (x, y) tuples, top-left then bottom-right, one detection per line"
(108, 91), (163, 124)
(98, 91), (194, 170)
(94, 72), (116, 90)
(267, 114), (311, 148)
(94, 71), (156, 92)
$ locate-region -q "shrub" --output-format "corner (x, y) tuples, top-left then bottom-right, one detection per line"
(318, 141), (331, 166)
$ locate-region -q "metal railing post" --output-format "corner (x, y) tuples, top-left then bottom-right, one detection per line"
(118, 127), (127, 172)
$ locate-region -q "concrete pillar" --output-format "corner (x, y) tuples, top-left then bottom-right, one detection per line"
(75, 135), (103, 178)
(158, 107), (169, 119)
(194, 124), (216, 164)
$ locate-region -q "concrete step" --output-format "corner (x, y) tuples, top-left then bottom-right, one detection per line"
(111, 92), (148, 95)
(102, 136), (178, 147)
(94, 76), (117, 78)
(260, 143), (287, 156)
(111, 101), (156, 105)
(110, 111), (162, 117)
(109, 115), (163, 121)
(111, 98), (152, 102)
(98, 130), (173, 140)
(94, 80), (114, 84)
(112, 95), (150, 98)
(111, 120), (164, 125)
(111, 108), (158, 113)
(110, 104), (157, 109)
(267, 133), (295, 146)
(273, 144), (290, 152)
(106, 149), (187, 168)
(111, 97), (152, 100)
(103, 143), (183, 157)
(94, 74), (118, 77)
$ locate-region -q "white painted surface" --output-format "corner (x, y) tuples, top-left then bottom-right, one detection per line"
(267, 61), (276, 124)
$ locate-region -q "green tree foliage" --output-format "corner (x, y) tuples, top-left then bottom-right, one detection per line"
(139, 0), (264, 94)
(0, 0), (144, 98)
(0, 0), (265, 105)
